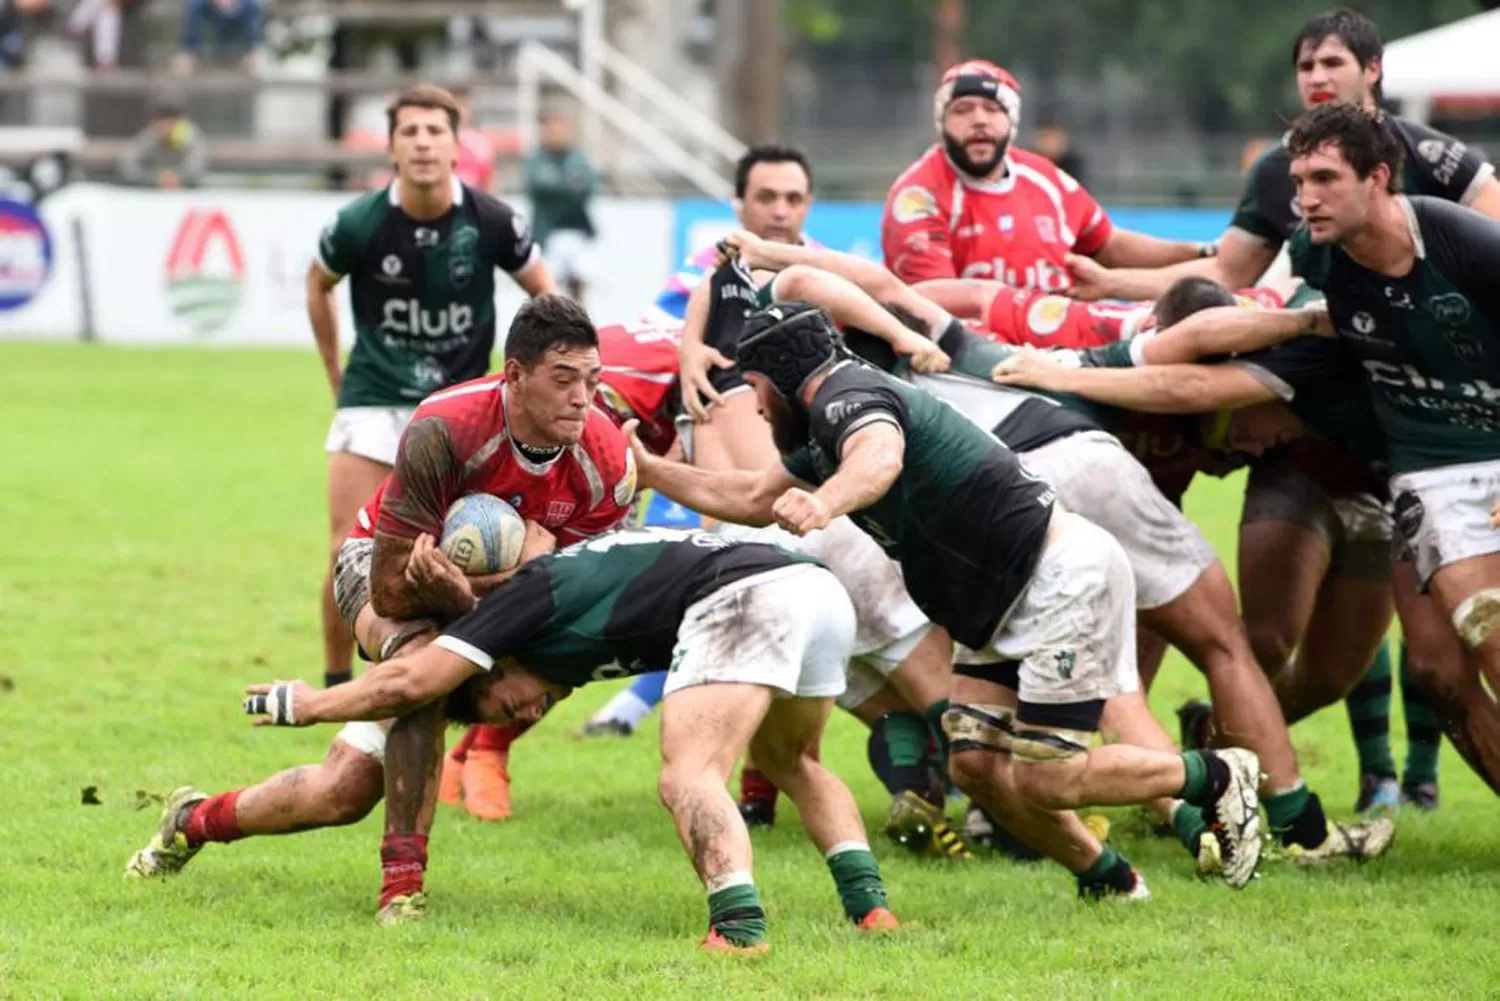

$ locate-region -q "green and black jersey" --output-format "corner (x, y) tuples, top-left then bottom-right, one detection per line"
(1232, 116), (1490, 247)
(1290, 196), (1500, 473)
(317, 179), (537, 407)
(781, 361), (1054, 648)
(435, 529), (819, 685)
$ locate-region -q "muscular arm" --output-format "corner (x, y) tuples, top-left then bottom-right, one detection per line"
(636, 451), (800, 527)
(306, 261), (343, 400)
(912, 278), (996, 321)
(998, 360), (1276, 414)
(298, 646), (480, 724)
(1091, 228), (1205, 269)
(1073, 230), (1279, 301)
(1138, 305), (1331, 365)
(1467, 177), (1500, 221)
(814, 422), (903, 517)
(772, 265), (947, 368)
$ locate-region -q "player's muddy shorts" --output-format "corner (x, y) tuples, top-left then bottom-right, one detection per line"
(333, 537), (376, 624)
(1391, 458), (1500, 588)
(715, 519), (936, 710)
(1242, 452), (1393, 582)
(664, 563), (855, 699)
(325, 405), (417, 466)
(951, 512), (1138, 759)
(1022, 430), (1216, 609)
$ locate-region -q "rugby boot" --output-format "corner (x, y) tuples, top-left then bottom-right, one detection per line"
(462, 749), (511, 821)
(701, 928), (770, 955)
(376, 892), (429, 926)
(1355, 773), (1401, 817)
(124, 786), (208, 880)
(857, 907), (901, 931)
(1202, 748), (1263, 889)
(1401, 781), (1439, 812)
(1285, 817), (1395, 866)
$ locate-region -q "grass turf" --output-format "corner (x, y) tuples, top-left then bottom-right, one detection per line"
(2, 342), (1497, 1000)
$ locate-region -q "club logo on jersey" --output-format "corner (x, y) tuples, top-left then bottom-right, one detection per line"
(380, 299), (474, 338)
(1053, 649), (1076, 680)
(1352, 312), (1377, 335)
(545, 500), (576, 525)
(165, 207), (245, 335)
(414, 227), (440, 248)
(890, 185), (938, 224)
(0, 199), (52, 311)
(999, 215), (1014, 235)
(1427, 292), (1473, 327)
(1025, 295), (1071, 336)
(1034, 217), (1057, 244)
(382, 254), (403, 277)
(448, 226), (479, 289)
(412, 357), (447, 389)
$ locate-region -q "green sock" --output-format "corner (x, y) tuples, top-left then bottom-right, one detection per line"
(1345, 640), (1397, 779)
(883, 713), (929, 770)
(1171, 802), (1210, 856)
(707, 879), (767, 947)
(1075, 844), (1136, 897)
(826, 845), (888, 923)
(923, 698), (951, 760)
(1399, 640), (1442, 787)
(1178, 750), (1209, 802)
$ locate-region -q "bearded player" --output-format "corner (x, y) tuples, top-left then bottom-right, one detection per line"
(882, 60), (1208, 294)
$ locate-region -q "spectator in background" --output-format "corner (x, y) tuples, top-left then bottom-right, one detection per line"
(525, 111), (597, 303)
(120, 97), (206, 189)
(453, 88), (496, 193)
(1032, 122), (1086, 187)
(173, 0), (262, 74)
(0, 0), (50, 70)
(65, 0), (131, 71)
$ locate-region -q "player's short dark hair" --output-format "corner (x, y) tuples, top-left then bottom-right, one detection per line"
(504, 294), (600, 368)
(1152, 277), (1237, 330)
(1286, 102), (1403, 192)
(1293, 8), (1384, 100)
(444, 670), (497, 726)
(386, 83), (462, 140)
(734, 145), (814, 199)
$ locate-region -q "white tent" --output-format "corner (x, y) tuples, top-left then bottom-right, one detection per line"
(1384, 10), (1500, 120)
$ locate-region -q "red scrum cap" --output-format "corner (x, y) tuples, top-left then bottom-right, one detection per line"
(934, 60), (1022, 130)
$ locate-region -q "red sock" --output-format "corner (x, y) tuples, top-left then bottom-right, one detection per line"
(379, 834), (429, 909)
(739, 768), (779, 805)
(449, 725), (480, 764)
(469, 720), (533, 755)
(182, 790), (243, 847)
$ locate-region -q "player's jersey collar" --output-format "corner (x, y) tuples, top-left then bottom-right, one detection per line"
(501, 384), (568, 475)
(1396, 196), (1427, 260)
(387, 176), (465, 209)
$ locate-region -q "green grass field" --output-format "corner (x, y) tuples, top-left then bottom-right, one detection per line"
(3, 342), (1498, 1000)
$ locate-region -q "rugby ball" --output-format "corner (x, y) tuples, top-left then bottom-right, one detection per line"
(440, 494), (526, 574)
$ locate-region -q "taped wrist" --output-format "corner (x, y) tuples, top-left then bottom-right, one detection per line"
(243, 684), (296, 725)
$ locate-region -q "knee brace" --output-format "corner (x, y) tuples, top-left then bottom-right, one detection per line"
(1011, 699), (1101, 764)
(942, 703), (1015, 756)
(1453, 588), (1500, 650)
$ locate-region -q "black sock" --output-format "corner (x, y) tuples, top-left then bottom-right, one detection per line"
(1280, 791), (1330, 850)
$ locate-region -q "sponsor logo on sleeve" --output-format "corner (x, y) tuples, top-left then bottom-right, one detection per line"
(891, 185), (939, 224)
(1418, 139), (1446, 164)
(824, 399), (862, 424)
(1025, 295), (1071, 336)
(614, 447), (637, 507)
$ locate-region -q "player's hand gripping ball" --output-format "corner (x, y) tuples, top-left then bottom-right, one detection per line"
(440, 494), (527, 574)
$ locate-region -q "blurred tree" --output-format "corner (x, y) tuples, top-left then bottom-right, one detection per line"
(785, 0), (1482, 131)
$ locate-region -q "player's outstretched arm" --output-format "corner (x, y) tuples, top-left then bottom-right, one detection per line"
(626, 421), (791, 526)
(992, 353), (1275, 414)
(244, 646), (481, 726)
(911, 278), (996, 321)
(1067, 230), (1279, 303)
(678, 274), (732, 422)
(1138, 305), (1330, 365)
(1092, 227), (1209, 270)
(771, 265), (949, 373)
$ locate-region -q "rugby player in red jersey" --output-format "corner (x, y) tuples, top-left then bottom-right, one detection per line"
(125, 296), (636, 925)
(882, 61), (1208, 293)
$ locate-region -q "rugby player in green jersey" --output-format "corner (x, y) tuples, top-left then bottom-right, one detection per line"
(1062, 9), (1498, 812)
(241, 529), (899, 951)
(633, 300), (1268, 898)
(993, 294), (1500, 800)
